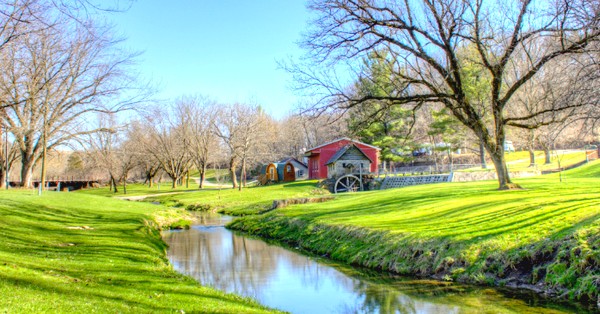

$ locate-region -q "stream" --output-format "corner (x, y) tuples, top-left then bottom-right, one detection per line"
(163, 213), (590, 314)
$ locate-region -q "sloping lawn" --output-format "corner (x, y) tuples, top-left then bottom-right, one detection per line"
(0, 191), (279, 313)
(458, 150), (590, 173)
(143, 180), (328, 215)
(230, 160), (600, 306)
(78, 182), (202, 197)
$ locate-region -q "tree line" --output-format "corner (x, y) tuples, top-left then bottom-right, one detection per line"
(80, 99), (348, 193)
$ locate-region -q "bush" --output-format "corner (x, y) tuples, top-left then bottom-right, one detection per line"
(186, 203), (213, 212)
(168, 219), (191, 230)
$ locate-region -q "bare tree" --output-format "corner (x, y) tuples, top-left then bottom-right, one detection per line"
(176, 95), (219, 189)
(0, 15), (146, 188)
(144, 106), (192, 189)
(85, 114), (122, 193)
(0, 0), (132, 54)
(127, 120), (161, 188)
(295, 0), (600, 189)
(298, 112), (349, 149)
(214, 103), (273, 190)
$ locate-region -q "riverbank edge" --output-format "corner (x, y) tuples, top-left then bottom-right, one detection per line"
(227, 213), (600, 311)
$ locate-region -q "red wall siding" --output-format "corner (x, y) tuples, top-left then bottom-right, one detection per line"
(307, 139), (379, 179)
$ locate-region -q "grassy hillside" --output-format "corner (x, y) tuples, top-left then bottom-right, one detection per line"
(229, 160), (600, 308)
(456, 150), (590, 173)
(0, 191), (279, 313)
(143, 180), (329, 215)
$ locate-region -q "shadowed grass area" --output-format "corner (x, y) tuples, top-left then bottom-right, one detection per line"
(0, 191), (280, 313)
(229, 160), (600, 309)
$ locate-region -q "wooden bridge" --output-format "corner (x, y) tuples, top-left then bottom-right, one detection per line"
(8, 178), (100, 191)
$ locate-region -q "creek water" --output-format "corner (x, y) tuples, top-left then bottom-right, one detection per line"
(163, 213), (589, 314)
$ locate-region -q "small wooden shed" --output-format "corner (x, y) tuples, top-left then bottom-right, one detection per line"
(280, 158), (308, 181)
(258, 163), (280, 185)
(282, 162), (295, 182)
(258, 158), (309, 184)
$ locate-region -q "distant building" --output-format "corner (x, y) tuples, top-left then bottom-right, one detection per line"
(304, 138), (380, 179)
(258, 158), (308, 185)
(325, 144), (374, 179)
(280, 158), (309, 181)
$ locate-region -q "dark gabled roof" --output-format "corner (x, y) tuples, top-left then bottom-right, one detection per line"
(259, 164), (268, 174)
(325, 144), (374, 165)
(305, 137), (381, 152)
(279, 157), (308, 168)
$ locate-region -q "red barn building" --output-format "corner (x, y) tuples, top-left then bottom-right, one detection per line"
(304, 138), (380, 179)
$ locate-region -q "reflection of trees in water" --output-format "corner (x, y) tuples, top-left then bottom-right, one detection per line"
(166, 227), (334, 298)
(164, 224), (563, 314)
(164, 226), (462, 313)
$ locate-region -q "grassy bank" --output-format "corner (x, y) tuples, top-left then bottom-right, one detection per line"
(0, 190), (279, 313)
(229, 161), (600, 309)
(140, 180), (328, 215)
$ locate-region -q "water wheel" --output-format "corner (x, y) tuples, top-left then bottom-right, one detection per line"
(334, 174), (363, 193)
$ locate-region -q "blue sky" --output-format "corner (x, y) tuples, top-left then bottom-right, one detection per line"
(110, 1), (311, 118)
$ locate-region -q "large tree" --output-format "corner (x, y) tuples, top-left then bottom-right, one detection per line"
(0, 17), (143, 187)
(296, 0), (600, 189)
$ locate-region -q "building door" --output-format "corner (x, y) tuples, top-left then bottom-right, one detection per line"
(283, 163), (295, 182)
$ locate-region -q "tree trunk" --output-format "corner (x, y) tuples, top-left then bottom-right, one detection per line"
(528, 148), (535, 167)
(39, 135), (47, 195)
(229, 157), (238, 189)
(20, 153), (35, 188)
(123, 180), (127, 194)
(479, 141), (487, 169)
(488, 150), (513, 190)
(146, 174), (154, 188)
(528, 129), (536, 167)
(238, 158), (246, 191)
(199, 163), (206, 189)
(110, 175), (118, 193)
(544, 149), (551, 164)
(0, 170), (5, 189)
(171, 175), (178, 189)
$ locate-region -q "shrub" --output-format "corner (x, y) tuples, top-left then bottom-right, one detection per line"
(186, 203), (213, 212)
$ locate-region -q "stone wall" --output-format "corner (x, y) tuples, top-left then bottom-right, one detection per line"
(451, 170), (540, 182)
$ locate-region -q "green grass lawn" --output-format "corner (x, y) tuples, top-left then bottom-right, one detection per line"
(80, 182), (203, 197)
(229, 160), (600, 307)
(458, 150), (590, 173)
(140, 180), (329, 215)
(504, 150), (590, 171)
(0, 191), (279, 313)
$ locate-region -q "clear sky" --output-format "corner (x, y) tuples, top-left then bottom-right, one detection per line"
(109, 1), (311, 118)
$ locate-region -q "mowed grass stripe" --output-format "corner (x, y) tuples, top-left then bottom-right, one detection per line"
(0, 191), (280, 313)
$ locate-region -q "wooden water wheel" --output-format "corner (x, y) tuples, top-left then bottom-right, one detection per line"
(334, 174), (363, 193)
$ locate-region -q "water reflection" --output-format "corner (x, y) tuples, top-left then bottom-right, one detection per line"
(163, 214), (584, 314)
